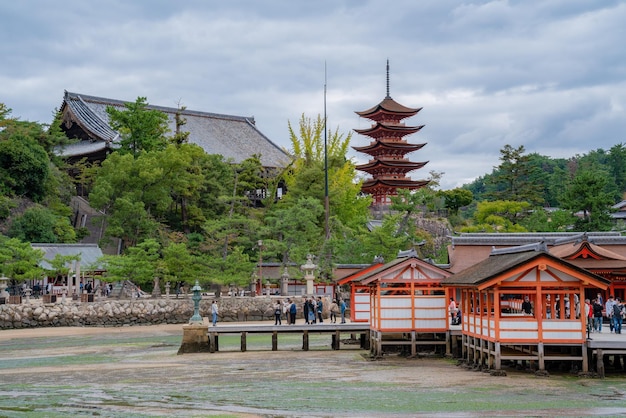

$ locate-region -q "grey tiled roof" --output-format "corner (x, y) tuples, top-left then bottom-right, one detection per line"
(451, 232), (626, 246)
(60, 91), (292, 168)
(64, 93), (119, 142)
(31, 243), (104, 271)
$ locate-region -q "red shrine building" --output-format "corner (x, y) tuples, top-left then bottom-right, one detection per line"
(353, 62), (429, 208)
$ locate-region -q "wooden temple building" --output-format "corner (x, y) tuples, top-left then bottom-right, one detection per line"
(448, 232), (626, 301)
(441, 244), (610, 372)
(339, 253), (452, 357)
(58, 91), (290, 170)
(334, 232), (626, 373)
(56, 91), (291, 252)
(352, 62), (429, 211)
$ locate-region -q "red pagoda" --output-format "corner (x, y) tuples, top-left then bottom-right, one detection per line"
(353, 62), (429, 207)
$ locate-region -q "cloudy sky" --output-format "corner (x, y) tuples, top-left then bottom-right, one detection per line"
(2, 1), (625, 189)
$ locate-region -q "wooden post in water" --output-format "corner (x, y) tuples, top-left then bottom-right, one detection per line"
(302, 330), (309, 351)
(241, 332), (247, 352)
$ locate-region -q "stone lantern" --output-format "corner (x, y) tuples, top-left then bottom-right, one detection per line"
(281, 267), (290, 296)
(301, 254), (317, 295)
(189, 280), (203, 324)
(0, 275), (9, 300)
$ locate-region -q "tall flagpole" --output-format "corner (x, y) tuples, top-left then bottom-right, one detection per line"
(324, 62), (330, 240)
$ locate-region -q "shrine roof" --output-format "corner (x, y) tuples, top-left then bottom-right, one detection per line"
(447, 232), (626, 274)
(450, 232), (624, 246)
(550, 240), (626, 261)
(356, 97), (421, 118)
(348, 255), (450, 285)
(31, 243), (104, 271)
(442, 247), (609, 287)
(58, 91), (291, 168)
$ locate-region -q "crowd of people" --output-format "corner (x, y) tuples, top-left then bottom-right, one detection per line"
(269, 297), (347, 325)
(585, 294), (625, 335)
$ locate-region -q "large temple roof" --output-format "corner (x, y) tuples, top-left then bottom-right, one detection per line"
(58, 91), (291, 169)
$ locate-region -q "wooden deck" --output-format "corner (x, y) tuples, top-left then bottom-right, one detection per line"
(206, 322), (371, 352)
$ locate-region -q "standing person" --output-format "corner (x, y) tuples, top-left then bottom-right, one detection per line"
(274, 300), (282, 325)
(340, 298), (347, 324)
(522, 296), (533, 315)
(285, 299), (292, 324)
(613, 298), (623, 334)
(592, 298), (604, 332)
(289, 299), (297, 324)
(329, 299), (339, 323)
(448, 298), (457, 324)
(308, 298), (316, 324)
(606, 295), (616, 333)
(303, 298), (310, 324)
(211, 300), (219, 326)
(584, 299), (593, 336)
(316, 297), (324, 323)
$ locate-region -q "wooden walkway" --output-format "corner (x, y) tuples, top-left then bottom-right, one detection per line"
(206, 322), (371, 352)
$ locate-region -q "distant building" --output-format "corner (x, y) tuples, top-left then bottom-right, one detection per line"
(58, 91), (291, 170)
(352, 62), (429, 212)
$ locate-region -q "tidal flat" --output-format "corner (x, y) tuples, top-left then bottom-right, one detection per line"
(0, 324), (625, 417)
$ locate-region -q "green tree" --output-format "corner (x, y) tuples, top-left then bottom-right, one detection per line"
(361, 214), (413, 263)
(440, 188), (473, 215)
(100, 239), (162, 289)
(276, 114), (370, 273)
(0, 235), (44, 280)
(0, 133), (50, 202)
(106, 97), (169, 157)
(8, 205), (76, 243)
(559, 169), (615, 231)
(485, 145), (544, 206)
(462, 200), (530, 232)
(607, 143), (626, 193)
(264, 196), (325, 265)
(520, 208), (576, 232)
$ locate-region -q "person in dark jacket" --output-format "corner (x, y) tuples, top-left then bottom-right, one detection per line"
(316, 297), (324, 323)
(303, 298), (310, 324)
(592, 298), (604, 332)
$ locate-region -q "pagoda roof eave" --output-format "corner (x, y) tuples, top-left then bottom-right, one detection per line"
(356, 97), (421, 118)
(354, 124), (424, 136)
(356, 160), (428, 171)
(352, 141), (426, 153)
(361, 178), (430, 190)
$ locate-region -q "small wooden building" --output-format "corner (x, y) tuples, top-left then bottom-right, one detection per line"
(342, 255), (452, 356)
(442, 244), (610, 372)
(337, 262), (385, 323)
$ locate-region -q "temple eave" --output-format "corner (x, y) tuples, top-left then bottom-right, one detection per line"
(352, 142), (426, 153)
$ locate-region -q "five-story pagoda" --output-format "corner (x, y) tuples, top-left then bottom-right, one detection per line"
(353, 62), (429, 209)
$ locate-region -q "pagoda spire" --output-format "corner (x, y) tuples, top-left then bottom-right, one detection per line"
(386, 59), (391, 99)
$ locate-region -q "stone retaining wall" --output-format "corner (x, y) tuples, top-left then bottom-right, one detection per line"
(0, 296), (328, 329)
